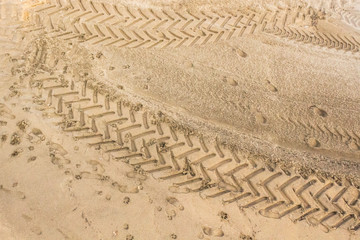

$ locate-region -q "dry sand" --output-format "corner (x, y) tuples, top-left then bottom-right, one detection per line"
(0, 0), (360, 239)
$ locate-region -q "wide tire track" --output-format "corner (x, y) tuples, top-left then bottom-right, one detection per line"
(24, 0), (360, 51)
(12, 38), (360, 234)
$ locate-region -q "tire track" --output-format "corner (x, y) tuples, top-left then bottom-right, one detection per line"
(277, 115), (360, 151)
(13, 40), (360, 234)
(25, 0), (360, 51)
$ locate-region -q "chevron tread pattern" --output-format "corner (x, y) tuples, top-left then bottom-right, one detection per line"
(24, 0), (360, 51)
(14, 46), (360, 234)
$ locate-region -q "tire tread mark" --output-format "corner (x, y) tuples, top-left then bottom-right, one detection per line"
(27, 1), (360, 51)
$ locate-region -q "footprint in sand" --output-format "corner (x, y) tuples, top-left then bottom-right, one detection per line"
(202, 226), (224, 237)
(166, 197), (184, 211)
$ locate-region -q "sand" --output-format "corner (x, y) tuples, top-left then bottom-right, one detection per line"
(0, 0), (360, 239)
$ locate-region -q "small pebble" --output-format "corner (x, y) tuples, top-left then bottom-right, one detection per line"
(307, 137), (319, 148)
(123, 224), (129, 230)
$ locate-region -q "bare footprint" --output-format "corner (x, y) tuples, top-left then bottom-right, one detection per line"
(0, 185), (25, 199)
(86, 160), (105, 173)
(48, 141), (68, 156)
(222, 76), (238, 87)
(202, 226), (212, 236)
(28, 128), (45, 143)
(78, 171), (102, 180)
(30, 226), (42, 235)
(111, 181), (139, 193)
(166, 197), (184, 211)
(13, 190), (26, 200)
(168, 185), (190, 194)
(126, 171), (147, 181)
(202, 226), (224, 237)
(119, 185), (139, 193)
(0, 185), (10, 194)
(51, 156), (71, 168)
